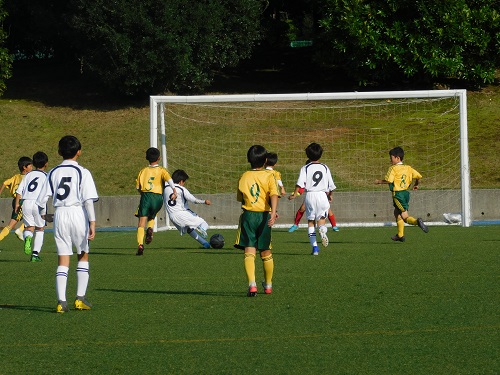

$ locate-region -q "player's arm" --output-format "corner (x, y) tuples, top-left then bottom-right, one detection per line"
(375, 179), (390, 184)
(412, 178), (420, 190)
(288, 185), (302, 200)
(165, 178), (177, 200)
(14, 193), (22, 213)
(84, 199), (96, 240)
(268, 194), (278, 227)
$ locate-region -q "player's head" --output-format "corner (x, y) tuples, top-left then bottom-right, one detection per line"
(305, 143), (323, 161)
(32, 151), (48, 169)
(172, 169), (189, 184)
(58, 135), (82, 159)
(146, 147), (160, 163)
(17, 156), (33, 172)
(247, 145), (268, 169)
(389, 146), (404, 161)
(265, 152), (278, 167)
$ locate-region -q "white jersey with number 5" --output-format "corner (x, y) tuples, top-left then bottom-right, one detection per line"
(296, 162), (336, 221)
(36, 160), (98, 255)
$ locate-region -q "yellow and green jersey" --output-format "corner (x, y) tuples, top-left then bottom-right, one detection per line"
(2, 173), (24, 197)
(136, 165), (172, 194)
(385, 163), (422, 192)
(237, 169), (279, 212)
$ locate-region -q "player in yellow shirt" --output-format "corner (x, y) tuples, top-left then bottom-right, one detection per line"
(235, 145), (279, 296)
(265, 152), (286, 197)
(0, 156), (33, 242)
(375, 146), (429, 242)
(135, 147), (177, 255)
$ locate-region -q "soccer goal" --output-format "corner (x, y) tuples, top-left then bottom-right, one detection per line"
(150, 90), (471, 230)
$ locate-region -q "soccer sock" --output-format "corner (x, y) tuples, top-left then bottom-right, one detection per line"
(294, 209), (304, 225)
(261, 254), (274, 286)
(137, 227), (145, 245)
(406, 216), (418, 225)
(244, 253), (256, 285)
(33, 231), (44, 254)
(23, 230), (33, 240)
(56, 266), (69, 302)
(189, 230), (209, 246)
(328, 213), (337, 227)
(76, 261), (90, 297)
(308, 226), (318, 247)
(147, 219), (155, 229)
(0, 226), (10, 241)
(397, 218), (405, 237)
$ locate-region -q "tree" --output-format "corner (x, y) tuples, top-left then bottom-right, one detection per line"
(68, 0), (262, 95)
(316, 0), (500, 86)
(0, 0), (13, 96)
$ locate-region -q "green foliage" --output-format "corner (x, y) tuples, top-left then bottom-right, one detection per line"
(68, 0), (261, 95)
(317, 0), (500, 86)
(0, 0), (13, 96)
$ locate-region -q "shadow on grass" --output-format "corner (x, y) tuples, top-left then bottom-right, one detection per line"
(96, 288), (239, 297)
(0, 304), (54, 313)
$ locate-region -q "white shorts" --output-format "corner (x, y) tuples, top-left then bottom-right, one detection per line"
(169, 210), (206, 235)
(22, 200), (45, 228)
(305, 192), (330, 221)
(53, 206), (89, 256)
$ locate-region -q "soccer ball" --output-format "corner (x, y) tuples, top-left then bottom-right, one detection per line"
(209, 234), (225, 249)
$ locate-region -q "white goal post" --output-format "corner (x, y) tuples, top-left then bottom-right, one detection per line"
(150, 90), (471, 229)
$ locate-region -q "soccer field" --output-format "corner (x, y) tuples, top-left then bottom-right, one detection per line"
(1, 226), (498, 374)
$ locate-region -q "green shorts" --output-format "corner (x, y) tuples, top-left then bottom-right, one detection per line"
(136, 192), (163, 220)
(392, 190), (410, 212)
(10, 198), (22, 221)
(234, 210), (273, 251)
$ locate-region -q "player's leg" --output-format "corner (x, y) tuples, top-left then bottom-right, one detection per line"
(288, 202), (305, 232)
(0, 218), (18, 241)
(188, 228), (210, 248)
(23, 226), (35, 255)
(245, 249), (257, 296)
(327, 209), (339, 231)
(145, 218), (155, 244)
(136, 216), (147, 254)
(317, 217), (329, 247)
(31, 227), (44, 261)
(56, 255), (71, 313)
(260, 249), (273, 294)
(75, 251), (92, 310)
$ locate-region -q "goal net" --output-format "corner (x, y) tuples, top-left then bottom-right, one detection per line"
(150, 91), (471, 230)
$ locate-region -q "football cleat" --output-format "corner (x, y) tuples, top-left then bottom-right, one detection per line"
(417, 218), (429, 233)
(312, 246), (320, 256)
(56, 301), (69, 314)
(319, 227), (329, 247)
(24, 236), (33, 255)
(247, 284), (258, 297)
(136, 244), (144, 256)
(288, 224), (299, 233)
(261, 281), (272, 295)
(30, 254), (42, 262)
(145, 227), (154, 244)
(332, 226), (339, 232)
(202, 242), (211, 249)
(74, 297), (92, 311)
(15, 228), (24, 241)
(391, 234), (406, 242)
(196, 225), (208, 239)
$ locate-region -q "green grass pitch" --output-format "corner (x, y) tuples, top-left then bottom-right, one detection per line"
(0, 226), (498, 374)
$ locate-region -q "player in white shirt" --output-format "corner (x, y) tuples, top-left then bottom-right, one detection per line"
(163, 169), (212, 248)
(15, 151), (49, 261)
(36, 136), (99, 313)
(289, 143), (336, 255)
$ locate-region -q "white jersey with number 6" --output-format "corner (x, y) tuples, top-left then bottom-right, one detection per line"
(17, 170), (47, 227)
(36, 160), (98, 255)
